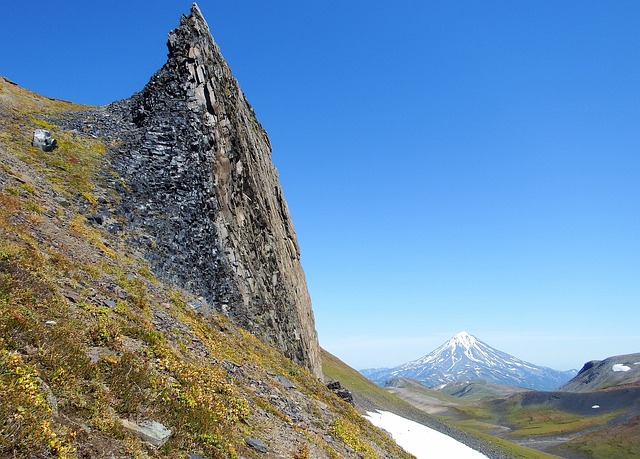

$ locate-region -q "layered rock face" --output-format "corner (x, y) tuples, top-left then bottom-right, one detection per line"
(109, 4), (321, 376)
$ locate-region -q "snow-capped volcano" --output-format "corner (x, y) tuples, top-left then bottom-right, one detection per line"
(361, 332), (576, 391)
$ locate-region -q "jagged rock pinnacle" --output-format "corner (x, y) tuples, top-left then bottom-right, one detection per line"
(106, 5), (321, 377)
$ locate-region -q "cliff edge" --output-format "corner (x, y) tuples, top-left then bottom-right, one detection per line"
(68, 4), (321, 376)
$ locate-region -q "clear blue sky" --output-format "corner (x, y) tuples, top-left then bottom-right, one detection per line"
(2, 1), (639, 371)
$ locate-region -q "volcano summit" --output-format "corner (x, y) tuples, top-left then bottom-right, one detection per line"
(361, 332), (576, 390)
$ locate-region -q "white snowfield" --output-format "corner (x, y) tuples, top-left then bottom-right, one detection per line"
(612, 364), (631, 372)
(365, 410), (489, 459)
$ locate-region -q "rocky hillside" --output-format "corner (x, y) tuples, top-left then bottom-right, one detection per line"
(54, 3), (320, 378)
(0, 76), (413, 459)
(0, 4), (417, 458)
(560, 352), (640, 392)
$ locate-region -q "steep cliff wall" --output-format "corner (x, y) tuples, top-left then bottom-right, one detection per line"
(108, 4), (321, 376)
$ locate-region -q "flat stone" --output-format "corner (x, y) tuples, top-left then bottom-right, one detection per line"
(86, 346), (116, 363)
(120, 419), (172, 448)
(245, 437), (267, 453)
(38, 378), (58, 417)
(64, 291), (79, 303)
(276, 375), (295, 389)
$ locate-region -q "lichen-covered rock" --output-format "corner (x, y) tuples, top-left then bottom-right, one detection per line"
(103, 4), (321, 376)
(31, 129), (57, 151)
(120, 419), (172, 448)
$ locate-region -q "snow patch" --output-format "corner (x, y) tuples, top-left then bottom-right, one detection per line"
(612, 364), (631, 372)
(365, 410), (488, 459)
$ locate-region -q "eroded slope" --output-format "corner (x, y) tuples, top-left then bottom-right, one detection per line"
(0, 70), (411, 459)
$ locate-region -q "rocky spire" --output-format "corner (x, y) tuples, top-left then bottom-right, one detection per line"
(111, 4), (321, 376)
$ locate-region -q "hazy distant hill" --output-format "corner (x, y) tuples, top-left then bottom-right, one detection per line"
(361, 331), (576, 390)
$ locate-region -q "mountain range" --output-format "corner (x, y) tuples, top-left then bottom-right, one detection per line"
(361, 331), (577, 391)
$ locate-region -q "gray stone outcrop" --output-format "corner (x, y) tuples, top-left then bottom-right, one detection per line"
(105, 4), (321, 376)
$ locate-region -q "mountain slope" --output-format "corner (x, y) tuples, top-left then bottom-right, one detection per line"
(52, 3), (321, 377)
(0, 77), (413, 459)
(0, 5), (416, 457)
(560, 352), (640, 392)
(362, 331), (576, 390)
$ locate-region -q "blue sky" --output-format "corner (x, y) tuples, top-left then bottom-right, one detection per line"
(2, 1), (639, 371)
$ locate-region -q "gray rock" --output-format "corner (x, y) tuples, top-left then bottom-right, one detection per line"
(245, 437), (268, 453)
(107, 223), (123, 234)
(276, 375), (296, 389)
(50, 5), (324, 377)
(86, 346), (116, 363)
(86, 214), (104, 225)
(326, 380), (354, 405)
(120, 419), (172, 448)
(103, 299), (116, 308)
(31, 129), (57, 152)
(88, 4), (321, 377)
(38, 378), (58, 417)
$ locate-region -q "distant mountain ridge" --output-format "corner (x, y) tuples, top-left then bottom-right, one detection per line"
(560, 352), (640, 392)
(361, 331), (576, 391)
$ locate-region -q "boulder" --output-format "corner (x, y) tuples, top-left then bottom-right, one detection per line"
(326, 380), (354, 405)
(31, 129), (57, 152)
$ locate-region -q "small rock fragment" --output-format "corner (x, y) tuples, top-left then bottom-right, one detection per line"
(86, 214), (104, 225)
(245, 437), (268, 453)
(276, 375), (296, 389)
(38, 378), (58, 417)
(64, 291), (79, 303)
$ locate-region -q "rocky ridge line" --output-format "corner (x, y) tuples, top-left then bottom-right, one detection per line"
(55, 3), (321, 377)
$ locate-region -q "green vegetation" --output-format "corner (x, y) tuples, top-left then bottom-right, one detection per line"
(559, 416), (640, 458)
(0, 77), (104, 200)
(502, 405), (621, 437)
(465, 431), (559, 459)
(0, 349), (75, 458)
